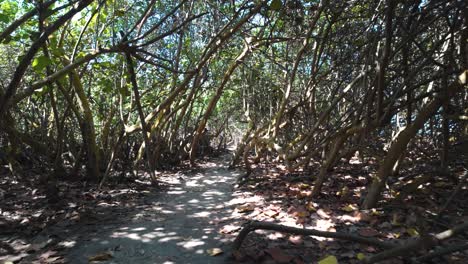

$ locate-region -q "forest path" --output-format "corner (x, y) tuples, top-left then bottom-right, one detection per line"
(66, 154), (244, 264)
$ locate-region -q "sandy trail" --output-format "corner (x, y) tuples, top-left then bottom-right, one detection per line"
(66, 155), (243, 264)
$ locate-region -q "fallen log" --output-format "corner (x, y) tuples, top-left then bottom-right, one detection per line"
(232, 221), (396, 250)
(363, 221), (468, 263)
(232, 220), (468, 263)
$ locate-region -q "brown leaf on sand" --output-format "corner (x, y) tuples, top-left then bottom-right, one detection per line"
(265, 247), (294, 263)
(236, 203), (255, 213)
(88, 252), (113, 262)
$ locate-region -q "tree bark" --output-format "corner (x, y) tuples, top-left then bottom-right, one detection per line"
(362, 71), (467, 209)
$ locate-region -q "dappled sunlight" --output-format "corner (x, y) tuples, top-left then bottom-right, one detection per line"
(62, 158), (241, 263)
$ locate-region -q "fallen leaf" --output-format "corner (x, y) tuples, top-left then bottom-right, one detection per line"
(364, 246), (377, 253)
(406, 228), (419, 237)
(264, 209), (279, 217)
(357, 253), (366, 260)
(289, 235), (303, 245)
(236, 204), (255, 213)
(207, 248), (223, 256)
(354, 211), (372, 222)
(298, 190), (312, 198)
(317, 209), (330, 219)
(88, 252), (113, 262)
(318, 255), (338, 264)
(306, 203), (317, 212)
(265, 247), (294, 263)
(358, 227), (380, 237)
(341, 204), (358, 212)
(295, 210), (309, 218)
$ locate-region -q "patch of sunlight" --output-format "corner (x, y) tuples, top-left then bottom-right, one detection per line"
(162, 261), (176, 264)
(58, 240), (76, 248)
(127, 233), (142, 241)
(167, 190), (186, 195)
(227, 195), (263, 205)
(191, 211), (211, 217)
(188, 199), (199, 203)
(111, 230), (178, 242)
(159, 236), (182, 243)
(202, 191), (223, 196)
(174, 205), (185, 210)
(196, 249), (204, 254)
(142, 233), (157, 239)
(204, 162), (217, 167)
(178, 239), (205, 249)
(131, 227), (147, 231)
(202, 179), (217, 184)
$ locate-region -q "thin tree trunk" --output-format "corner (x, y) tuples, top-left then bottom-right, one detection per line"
(362, 71), (467, 209)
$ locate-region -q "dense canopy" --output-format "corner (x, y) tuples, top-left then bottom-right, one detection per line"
(0, 0), (467, 262)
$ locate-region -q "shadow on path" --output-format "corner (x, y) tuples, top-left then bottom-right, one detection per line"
(65, 156), (243, 264)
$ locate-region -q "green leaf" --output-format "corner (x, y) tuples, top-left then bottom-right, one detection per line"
(32, 55), (52, 72)
(318, 255), (338, 264)
(406, 228), (419, 237)
(119, 85), (130, 97)
(115, 9), (125, 17)
(0, 13), (9, 23)
(357, 253), (366, 261)
(270, 0), (282, 11)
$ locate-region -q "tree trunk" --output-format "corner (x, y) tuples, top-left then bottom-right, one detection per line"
(362, 71), (467, 209)
(63, 58), (101, 180)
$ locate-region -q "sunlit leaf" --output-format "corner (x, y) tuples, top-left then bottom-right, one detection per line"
(306, 202), (317, 212)
(406, 228), (419, 237)
(236, 203), (255, 213)
(207, 248), (223, 256)
(318, 255), (338, 264)
(341, 204), (358, 212)
(357, 253), (366, 260)
(32, 55), (52, 72)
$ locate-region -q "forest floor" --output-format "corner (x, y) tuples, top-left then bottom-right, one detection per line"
(1, 151), (467, 263)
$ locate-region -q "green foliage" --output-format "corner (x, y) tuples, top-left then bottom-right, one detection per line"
(270, 0), (283, 11)
(32, 56), (52, 72)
